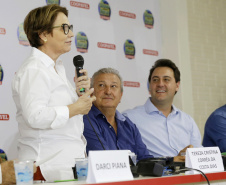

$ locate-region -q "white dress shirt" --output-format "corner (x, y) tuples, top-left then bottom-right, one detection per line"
(12, 47), (86, 182)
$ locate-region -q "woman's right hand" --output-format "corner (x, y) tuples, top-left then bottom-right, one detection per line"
(67, 88), (96, 118)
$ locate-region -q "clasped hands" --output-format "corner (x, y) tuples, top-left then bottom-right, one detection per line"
(174, 145), (193, 162)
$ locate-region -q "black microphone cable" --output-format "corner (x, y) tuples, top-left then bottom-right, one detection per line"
(86, 115), (106, 150)
(176, 167), (210, 185)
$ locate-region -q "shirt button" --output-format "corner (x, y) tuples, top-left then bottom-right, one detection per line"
(103, 116), (105, 118)
(109, 126), (112, 128)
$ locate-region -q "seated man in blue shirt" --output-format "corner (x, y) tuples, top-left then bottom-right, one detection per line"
(203, 105), (226, 152)
(83, 68), (152, 162)
(123, 59), (202, 160)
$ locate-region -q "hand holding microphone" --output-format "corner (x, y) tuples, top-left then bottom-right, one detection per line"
(73, 55), (90, 96)
(67, 88), (96, 117)
(67, 55), (96, 118)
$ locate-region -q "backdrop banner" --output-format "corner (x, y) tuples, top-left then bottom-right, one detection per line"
(0, 0), (161, 159)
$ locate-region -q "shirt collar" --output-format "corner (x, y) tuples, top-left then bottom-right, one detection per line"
(92, 104), (126, 122)
(145, 97), (179, 115)
(115, 110), (126, 121)
(31, 47), (62, 68)
(171, 104), (178, 114)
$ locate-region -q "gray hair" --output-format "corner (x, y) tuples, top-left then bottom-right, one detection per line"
(91, 67), (123, 92)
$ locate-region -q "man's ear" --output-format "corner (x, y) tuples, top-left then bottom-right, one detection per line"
(176, 81), (180, 92)
(119, 92), (123, 103)
(175, 81), (180, 94)
(148, 81), (152, 95)
(91, 88), (95, 98)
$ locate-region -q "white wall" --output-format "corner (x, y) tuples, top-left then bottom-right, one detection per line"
(160, 0), (226, 139)
(159, 0), (194, 117)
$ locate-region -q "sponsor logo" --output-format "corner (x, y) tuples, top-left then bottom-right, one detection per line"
(119, 11), (136, 19)
(98, 0), (111, 20)
(143, 10), (154, 29)
(124, 81), (140, 88)
(70, 1), (90, 9)
(0, 149), (7, 161)
(143, 49), (158, 56)
(97, 42), (116, 50)
(124, 39), (135, 59)
(0, 64), (3, 85)
(0, 28), (6, 35)
(75, 32), (89, 53)
(17, 23), (30, 46)
(46, 0), (60, 5)
(0, 114), (10, 121)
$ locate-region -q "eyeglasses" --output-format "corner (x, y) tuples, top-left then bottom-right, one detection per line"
(52, 24), (73, 35)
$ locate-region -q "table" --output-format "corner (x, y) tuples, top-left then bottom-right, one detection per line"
(36, 171), (226, 185)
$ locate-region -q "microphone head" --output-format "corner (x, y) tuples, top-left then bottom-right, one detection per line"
(73, 55), (84, 67)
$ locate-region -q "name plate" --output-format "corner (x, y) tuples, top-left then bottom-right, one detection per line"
(86, 150), (133, 183)
(185, 147), (224, 174)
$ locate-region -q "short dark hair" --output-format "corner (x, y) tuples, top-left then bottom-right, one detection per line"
(24, 4), (68, 48)
(148, 59), (180, 83)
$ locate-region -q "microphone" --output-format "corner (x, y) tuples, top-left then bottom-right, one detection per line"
(73, 55), (85, 93)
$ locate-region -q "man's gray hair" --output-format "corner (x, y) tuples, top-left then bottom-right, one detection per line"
(91, 67), (123, 92)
